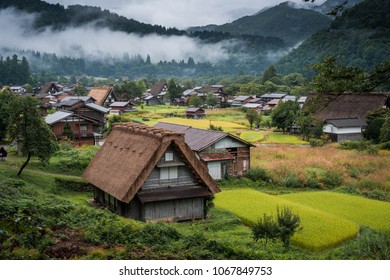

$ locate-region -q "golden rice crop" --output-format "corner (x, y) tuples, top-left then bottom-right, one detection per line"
(214, 189), (359, 251)
(282, 192), (390, 232)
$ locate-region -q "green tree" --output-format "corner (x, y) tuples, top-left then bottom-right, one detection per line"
(188, 95), (202, 107)
(167, 79), (182, 103)
(245, 109), (258, 129)
(252, 213), (279, 246)
(7, 96), (58, 176)
(205, 93), (218, 108)
(0, 89), (17, 141)
(310, 56), (390, 94)
(260, 64), (277, 84)
(271, 101), (300, 133)
(277, 206), (301, 249)
(380, 117), (390, 143)
(62, 123), (75, 141)
(73, 82), (87, 96)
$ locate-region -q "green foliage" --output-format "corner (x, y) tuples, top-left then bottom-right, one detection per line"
(380, 117), (390, 143)
(136, 222), (181, 247)
(252, 206), (301, 249)
(54, 177), (93, 192)
(321, 170), (344, 189)
(247, 167), (270, 182)
(343, 228), (390, 260)
(277, 206), (302, 249)
(7, 96), (59, 176)
(245, 109), (259, 129)
(0, 54), (30, 85)
(284, 173), (303, 188)
(271, 101), (299, 133)
(365, 118), (385, 143)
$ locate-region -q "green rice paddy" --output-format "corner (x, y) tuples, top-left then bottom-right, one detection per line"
(213, 188), (390, 251)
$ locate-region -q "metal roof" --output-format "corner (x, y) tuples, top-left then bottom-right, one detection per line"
(45, 111), (73, 125)
(261, 92), (288, 99)
(85, 103), (110, 113)
(154, 122), (253, 152)
(109, 102), (129, 107)
(325, 118), (367, 128)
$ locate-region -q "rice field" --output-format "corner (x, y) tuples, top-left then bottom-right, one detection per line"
(281, 192), (390, 232)
(239, 131), (265, 142)
(214, 189), (360, 251)
(147, 117), (246, 133)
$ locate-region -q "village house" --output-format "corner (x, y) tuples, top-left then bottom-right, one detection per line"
(259, 92), (288, 102)
(82, 123), (220, 222)
(185, 107), (206, 119)
(154, 122), (253, 180)
(45, 110), (102, 146)
(304, 92), (390, 142)
(231, 95), (254, 107)
(88, 86), (117, 106)
(108, 101), (137, 115)
(143, 95), (161, 106)
(323, 118), (367, 142)
(148, 82), (169, 103)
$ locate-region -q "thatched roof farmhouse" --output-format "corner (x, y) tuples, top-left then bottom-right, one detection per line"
(83, 123), (220, 222)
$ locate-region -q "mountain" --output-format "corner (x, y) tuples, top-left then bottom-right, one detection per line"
(0, 0), (185, 36)
(189, 2), (332, 46)
(314, 0), (364, 15)
(276, 0), (390, 76)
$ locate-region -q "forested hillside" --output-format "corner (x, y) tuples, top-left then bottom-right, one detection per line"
(210, 2), (332, 45)
(276, 0), (390, 76)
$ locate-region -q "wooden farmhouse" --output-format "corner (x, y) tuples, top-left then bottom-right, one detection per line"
(82, 123), (220, 222)
(154, 122), (253, 180)
(304, 92), (390, 142)
(45, 110), (101, 145)
(109, 101), (137, 115)
(185, 107), (206, 119)
(88, 86), (117, 106)
(323, 118), (367, 142)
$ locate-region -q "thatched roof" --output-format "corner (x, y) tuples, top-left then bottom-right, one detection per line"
(87, 87), (114, 105)
(82, 123), (220, 203)
(304, 92), (390, 122)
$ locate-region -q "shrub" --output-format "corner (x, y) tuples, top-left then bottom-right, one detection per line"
(136, 222), (181, 247)
(277, 206), (302, 249)
(304, 178), (321, 189)
(284, 173), (303, 188)
(380, 141), (390, 150)
(321, 170), (344, 189)
(343, 228), (390, 260)
(247, 167), (270, 182)
(252, 213), (279, 245)
(54, 177), (94, 192)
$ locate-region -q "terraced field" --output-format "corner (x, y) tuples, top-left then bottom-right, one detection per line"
(214, 189), (390, 251)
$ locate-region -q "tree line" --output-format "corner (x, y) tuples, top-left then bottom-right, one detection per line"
(0, 55), (30, 86)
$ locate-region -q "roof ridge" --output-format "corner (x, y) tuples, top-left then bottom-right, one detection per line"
(113, 123), (185, 140)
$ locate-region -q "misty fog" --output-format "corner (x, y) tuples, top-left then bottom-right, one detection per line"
(0, 8), (230, 64)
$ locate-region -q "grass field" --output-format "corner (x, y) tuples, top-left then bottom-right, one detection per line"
(240, 131), (265, 143)
(282, 192), (390, 232)
(214, 189), (360, 251)
(261, 133), (308, 145)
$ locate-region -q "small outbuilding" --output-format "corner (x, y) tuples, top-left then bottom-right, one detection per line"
(323, 118), (367, 142)
(82, 123), (220, 222)
(185, 107), (205, 119)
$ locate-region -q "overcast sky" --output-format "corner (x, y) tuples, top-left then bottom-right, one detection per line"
(44, 0), (325, 29)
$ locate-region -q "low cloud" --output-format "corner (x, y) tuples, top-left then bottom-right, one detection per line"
(0, 8), (230, 63)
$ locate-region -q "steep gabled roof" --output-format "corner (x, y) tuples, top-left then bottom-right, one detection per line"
(154, 122), (254, 152)
(82, 123), (220, 203)
(88, 86), (114, 105)
(304, 92), (390, 122)
(149, 82), (167, 96)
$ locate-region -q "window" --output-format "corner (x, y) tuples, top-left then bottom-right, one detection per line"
(80, 125), (88, 131)
(165, 151), (173, 161)
(160, 166), (178, 180)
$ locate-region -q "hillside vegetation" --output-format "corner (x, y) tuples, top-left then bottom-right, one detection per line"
(277, 0), (390, 76)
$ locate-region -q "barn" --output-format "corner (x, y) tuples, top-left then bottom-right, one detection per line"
(82, 123), (220, 222)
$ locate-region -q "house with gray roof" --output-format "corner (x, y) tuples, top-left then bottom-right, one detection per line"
(323, 118), (367, 142)
(154, 122), (253, 180)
